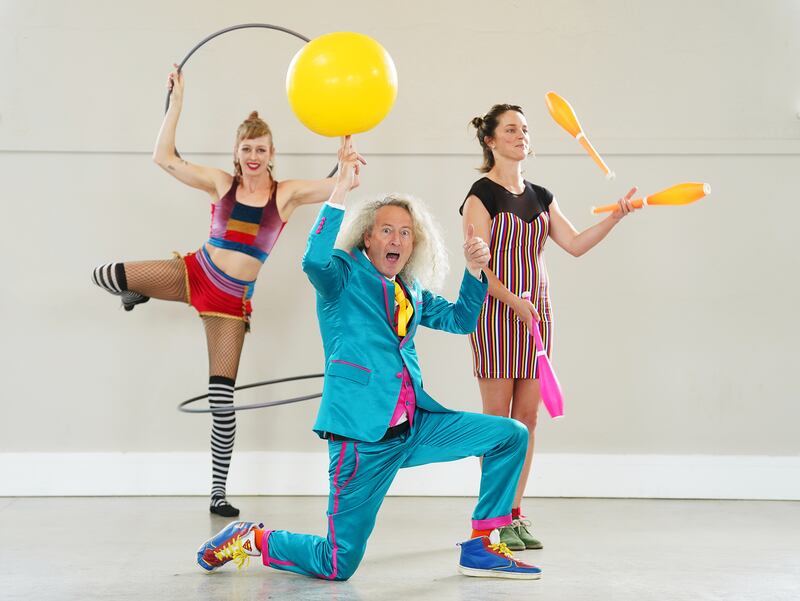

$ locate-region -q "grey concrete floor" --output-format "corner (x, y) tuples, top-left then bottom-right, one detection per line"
(1, 496), (798, 601)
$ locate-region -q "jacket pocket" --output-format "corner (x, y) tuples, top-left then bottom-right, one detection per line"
(328, 359), (372, 385)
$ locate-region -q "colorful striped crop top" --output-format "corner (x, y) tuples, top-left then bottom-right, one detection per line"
(207, 178), (286, 263)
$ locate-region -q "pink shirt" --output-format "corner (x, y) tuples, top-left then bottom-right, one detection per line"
(390, 366), (416, 427)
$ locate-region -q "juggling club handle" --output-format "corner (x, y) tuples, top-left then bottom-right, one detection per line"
(591, 198), (646, 214)
(520, 291), (545, 352)
(576, 133), (615, 180)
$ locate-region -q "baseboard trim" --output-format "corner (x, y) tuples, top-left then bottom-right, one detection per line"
(2, 452), (798, 499)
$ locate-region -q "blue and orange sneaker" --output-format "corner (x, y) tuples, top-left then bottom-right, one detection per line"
(197, 521), (263, 572)
(457, 536), (542, 579)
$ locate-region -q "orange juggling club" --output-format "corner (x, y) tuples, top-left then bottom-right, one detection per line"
(591, 182), (711, 214)
(545, 91), (615, 180)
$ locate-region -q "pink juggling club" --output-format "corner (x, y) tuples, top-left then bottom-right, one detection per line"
(522, 292), (564, 419)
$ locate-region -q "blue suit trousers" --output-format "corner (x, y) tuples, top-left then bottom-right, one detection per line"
(261, 409), (528, 581)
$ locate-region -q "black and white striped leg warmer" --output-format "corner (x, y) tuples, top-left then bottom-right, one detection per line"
(209, 375), (236, 506)
(92, 263), (149, 311)
(92, 262), (127, 294)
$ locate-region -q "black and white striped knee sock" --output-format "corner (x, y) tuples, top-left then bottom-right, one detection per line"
(209, 375), (236, 506)
(92, 263), (148, 310)
(92, 262), (127, 294)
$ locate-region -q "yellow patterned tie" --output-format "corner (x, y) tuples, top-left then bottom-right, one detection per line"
(394, 281), (414, 337)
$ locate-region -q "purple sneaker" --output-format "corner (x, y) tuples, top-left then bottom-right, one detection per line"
(197, 521), (262, 572)
(458, 536), (542, 580)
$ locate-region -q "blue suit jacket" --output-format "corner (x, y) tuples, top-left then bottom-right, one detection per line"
(302, 203), (489, 442)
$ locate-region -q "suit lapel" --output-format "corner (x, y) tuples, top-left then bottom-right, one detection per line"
(348, 248), (395, 329)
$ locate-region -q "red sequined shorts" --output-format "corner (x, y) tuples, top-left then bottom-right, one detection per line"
(181, 247), (255, 328)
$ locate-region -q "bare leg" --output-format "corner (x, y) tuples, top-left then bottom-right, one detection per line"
(509, 378), (541, 507)
(506, 377), (543, 549)
(476, 377), (543, 549)
(477, 377), (514, 418)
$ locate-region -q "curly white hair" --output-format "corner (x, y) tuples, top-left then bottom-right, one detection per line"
(336, 193), (449, 291)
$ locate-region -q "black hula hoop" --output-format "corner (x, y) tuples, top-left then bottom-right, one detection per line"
(179, 373), (325, 414)
(165, 23), (338, 177)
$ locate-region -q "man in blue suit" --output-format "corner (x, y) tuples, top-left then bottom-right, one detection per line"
(198, 138), (541, 580)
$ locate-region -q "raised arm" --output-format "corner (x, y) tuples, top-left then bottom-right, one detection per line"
(548, 187), (639, 257)
(278, 136), (366, 221)
(152, 66), (230, 197)
(301, 136), (363, 297)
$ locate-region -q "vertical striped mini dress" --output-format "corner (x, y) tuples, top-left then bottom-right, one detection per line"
(460, 177), (554, 379)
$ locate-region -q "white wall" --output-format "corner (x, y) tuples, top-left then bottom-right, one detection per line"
(1, 0), (799, 496)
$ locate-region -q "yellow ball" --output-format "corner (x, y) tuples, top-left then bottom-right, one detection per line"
(286, 32), (398, 137)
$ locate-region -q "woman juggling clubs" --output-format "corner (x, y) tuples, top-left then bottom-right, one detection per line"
(91, 66), (364, 516)
(460, 104), (638, 549)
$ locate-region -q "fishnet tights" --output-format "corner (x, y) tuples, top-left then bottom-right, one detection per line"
(202, 316), (247, 380)
(124, 258), (187, 302)
(123, 259), (246, 379)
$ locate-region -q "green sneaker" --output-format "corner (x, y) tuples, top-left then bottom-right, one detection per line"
(511, 518), (543, 549)
(498, 524), (526, 551)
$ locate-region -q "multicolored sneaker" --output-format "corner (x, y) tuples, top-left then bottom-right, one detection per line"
(197, 521), (262, 572)
(457, 536), (542, 580)
(511, 518), (543, 549)
(498, 524), (526, 551)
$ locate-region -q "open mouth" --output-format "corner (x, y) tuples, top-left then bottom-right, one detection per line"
(386, 252), (400, 263)
(246, 162), (260, 170)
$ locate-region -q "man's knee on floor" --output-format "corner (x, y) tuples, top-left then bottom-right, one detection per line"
(332, 556), (362, 581)
(329, 542), (367, 581)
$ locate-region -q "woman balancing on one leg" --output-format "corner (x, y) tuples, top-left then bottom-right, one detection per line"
(91, 66), (364, 517)
(460, 104), (640, 549)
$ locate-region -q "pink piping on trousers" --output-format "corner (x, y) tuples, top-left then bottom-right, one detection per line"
(314, 441), (360, 580)
(261, 443), (360, 577)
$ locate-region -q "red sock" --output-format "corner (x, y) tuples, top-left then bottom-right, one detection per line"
(471, 528), (492, 539)
(253, 528), (264, 551)
(511, 507), (521, 519)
